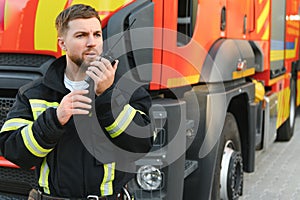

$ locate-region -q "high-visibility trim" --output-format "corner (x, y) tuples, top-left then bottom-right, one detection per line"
(261, 23), (269, 40)
(105, 104), (137, 138)
(285, 38), (298, 60)
(39, 158), (50, 194)
(276, 87), (290, 129)
(257, 0), (270, 34)
(297, 73), (300, 106)
(270, 50), (284, 61)
(29, 99), (59, 108)
(0, 118), (33, 133)
(29, 99), (59, 120)
(21, 123), (53, 157)
(167, 75), (200, 88)
(232, 68), (255, 79)
(100, 162), (115, 196)
(268, 74), (286, 86)
(136, 110), (146, 116)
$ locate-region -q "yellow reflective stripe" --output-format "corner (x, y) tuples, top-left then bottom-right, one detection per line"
(100, 162), (115, 196)
(167, 75), (200, 88)
(35, 1), (66, 51)
(285, 38), (298, 60)
(276, 88), (290, 128)
(257, 0), (270, 34)
(29, 99), (59, 120)
(0, 118), (33, 132)
(105, 104), (137, 138)
(270, 50), (285, 61)
(39, 158), (50, 194)
(232, 68), (255, 80)
(21, 123), (53, 157)
(29, 99), (59, 108)
(261, 23), (270, 40)
(137, 110), (146, 116)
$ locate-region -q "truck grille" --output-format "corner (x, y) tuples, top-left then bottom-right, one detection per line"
(0, 167), (37, 195)
(0, 53), (53, 67)
(0, 53), (54, 197)
(0, 97), (37, 195)
(0, 97), (15, 129)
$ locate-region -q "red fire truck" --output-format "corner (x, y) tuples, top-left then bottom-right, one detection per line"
(0, 0), (299, 199)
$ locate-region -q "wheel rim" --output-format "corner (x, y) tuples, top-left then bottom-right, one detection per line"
(220, 141), (243, 200)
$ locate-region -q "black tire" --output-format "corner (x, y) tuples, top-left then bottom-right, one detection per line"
(211, 113), (243, 200)
(276, 78), (296, 141)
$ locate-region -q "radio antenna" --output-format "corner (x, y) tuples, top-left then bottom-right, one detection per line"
(85, 18), (136, 84)
(106, 18), (136, 54)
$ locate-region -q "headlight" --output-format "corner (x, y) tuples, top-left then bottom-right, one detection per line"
(136, 165), (162, 190)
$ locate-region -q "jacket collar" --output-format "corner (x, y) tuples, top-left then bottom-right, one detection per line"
(43, 56), (69, 94)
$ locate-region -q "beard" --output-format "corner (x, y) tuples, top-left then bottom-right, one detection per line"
(71, 56), (84, 67)
(68, 49), (100, 72)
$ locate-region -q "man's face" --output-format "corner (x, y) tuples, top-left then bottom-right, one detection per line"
(59, 17), (103, 67)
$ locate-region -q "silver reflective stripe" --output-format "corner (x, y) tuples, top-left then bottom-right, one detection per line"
(100, 162), (115, 196)
(29, 99), (59, 109)
(29, 99), (59, 120)
(39, 158), (50, 194)
(0, 118), (33, 132)
(21, 123), (53, 157)
(105, 104), (137, 138)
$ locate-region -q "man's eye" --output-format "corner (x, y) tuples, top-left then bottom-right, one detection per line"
(95, 33), (102, 38)
(76, 34), (83, 38)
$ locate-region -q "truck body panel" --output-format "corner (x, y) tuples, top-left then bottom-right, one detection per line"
(0, 0), (299, 199)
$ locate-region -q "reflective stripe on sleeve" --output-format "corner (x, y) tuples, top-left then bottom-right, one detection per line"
(39, 158), (50, 194)
(21, 123), (53, 157)
(29, 99), (59, 120)
(100, 162), (115, 196)
(0, 118), (33, 132)
(105, 104), (137, 138)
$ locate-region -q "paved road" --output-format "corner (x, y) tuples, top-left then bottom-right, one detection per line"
(241, 109), (300, 200)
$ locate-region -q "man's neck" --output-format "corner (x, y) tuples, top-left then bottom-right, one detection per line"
(65, 60), (86, 81)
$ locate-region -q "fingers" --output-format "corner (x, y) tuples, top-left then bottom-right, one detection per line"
(90, 56), (117, 70)
(87, 57), (117, 77)
(66, 90), (92, 111)
(71, 90), (92, 104)
(99, 56), (117, 69)
(56, 90), (92, 125)
(86, 57), (118, 95)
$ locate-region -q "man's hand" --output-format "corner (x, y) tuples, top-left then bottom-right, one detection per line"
(56, 90), (92, 125)
(85, 57), (118, 96)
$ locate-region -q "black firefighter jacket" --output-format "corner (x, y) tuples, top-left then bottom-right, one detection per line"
(0, 56), (152, 198)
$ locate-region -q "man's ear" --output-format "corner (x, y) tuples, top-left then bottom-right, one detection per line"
(58, 37), (67, 51)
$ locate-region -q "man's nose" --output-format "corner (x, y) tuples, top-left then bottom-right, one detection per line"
(87, 35), (96, 47)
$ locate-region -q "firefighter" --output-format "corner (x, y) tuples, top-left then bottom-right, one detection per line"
(0, 4), (152, 200)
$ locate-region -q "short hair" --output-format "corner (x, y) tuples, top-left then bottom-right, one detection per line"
(55, 4), (101, 36)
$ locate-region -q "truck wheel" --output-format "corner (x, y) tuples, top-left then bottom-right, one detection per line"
(276, 78), (296, 141)
(212, 113), (243, 200)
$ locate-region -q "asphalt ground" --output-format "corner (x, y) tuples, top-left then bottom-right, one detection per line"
(241, 108), (300, 200)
